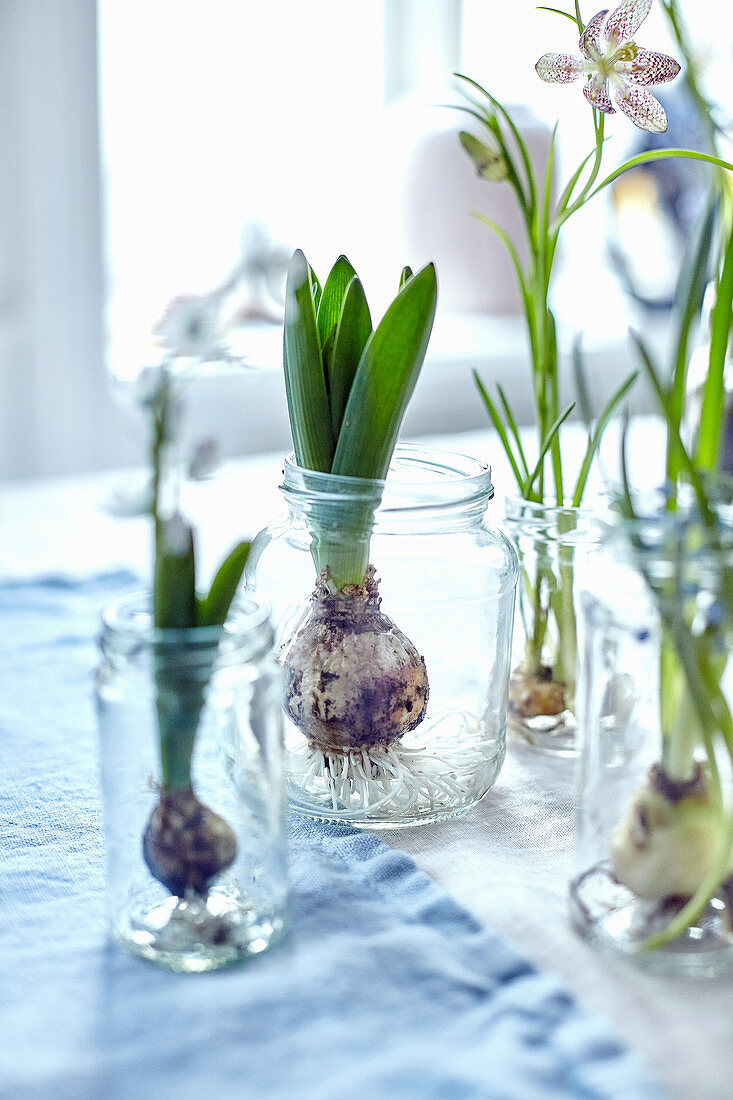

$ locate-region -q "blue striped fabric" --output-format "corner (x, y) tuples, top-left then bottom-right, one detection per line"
(0, 575), (663, 1099)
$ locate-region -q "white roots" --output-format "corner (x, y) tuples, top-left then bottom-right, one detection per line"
(287, 712), (497, 821)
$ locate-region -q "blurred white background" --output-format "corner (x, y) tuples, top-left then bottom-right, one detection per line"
(1, 0), (731, 479)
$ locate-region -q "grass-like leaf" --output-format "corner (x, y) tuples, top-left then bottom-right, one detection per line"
(697, 219), (733, 470)
(496, 383), (530, 478)
(572, 335), (594, 429)
(283, 250), (333, 473)
(332, 263), (437, 480)
(474, 370), (526, 492)
(523, 403), (576, 497)
(541, 124), (559, 244)
(197, 541), (251, 627)
(328, 275), (373, 442)
(317, 255), (357, 348)
(630, 330), (715, 526)
(572, 370), (638, 506)
(457, 75), (538, 218)
(537, 6), (578, 23)
(589, 149), (733, 202)
(667, 193), (718, 481)
(472, 212), (529, 302)
(399, 266), (413, 289)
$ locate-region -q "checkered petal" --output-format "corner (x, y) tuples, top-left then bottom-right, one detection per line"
(583, 74), (615, 113)
(579, 10), (608, 61)
(617, 50), (681, 87)
(535, 52), (583, 83)
(614, 82), (668, 132)
(604, 0), (652, 48)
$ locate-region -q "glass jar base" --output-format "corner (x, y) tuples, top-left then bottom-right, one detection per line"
(570, 863), (733, 978)
(285, 711), (505, 828)
(508, 708), (576, 755)
(112, 884), (287, 973)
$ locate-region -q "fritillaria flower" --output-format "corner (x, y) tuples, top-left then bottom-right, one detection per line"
(535, 0), (681, 133)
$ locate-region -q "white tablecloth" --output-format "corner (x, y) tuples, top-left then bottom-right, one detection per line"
(3, 423), (730, 1099)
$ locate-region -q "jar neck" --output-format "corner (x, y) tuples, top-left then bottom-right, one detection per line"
(602, 510), (733, 592)
(280, 444), (495, 534)
(100, 592), (274, 674)
(504, 495), (601, 546)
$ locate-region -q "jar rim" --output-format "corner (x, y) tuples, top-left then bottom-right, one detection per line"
(101, 590), (272, 647)
(602, 483), (733, 546)
(281, 442), (494, 512)
(504, 493), (600, 519)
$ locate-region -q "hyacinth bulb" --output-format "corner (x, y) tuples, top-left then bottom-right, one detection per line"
(143, 787), (237, 897)
(610, 764), (725, 902)
(282, 567), (429, 754)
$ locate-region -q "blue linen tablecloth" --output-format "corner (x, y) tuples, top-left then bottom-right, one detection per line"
(0, 575), (663, 1099)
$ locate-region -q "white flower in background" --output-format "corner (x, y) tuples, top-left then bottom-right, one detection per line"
(153, 294), (225, 361)
(535, 0), (681, 133)
(160, 512), (195, 555)
(105, 477), (154, 518)
(187, 438), (220, 481)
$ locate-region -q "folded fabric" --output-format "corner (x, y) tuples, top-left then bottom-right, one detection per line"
(0, 575), (663, 1099)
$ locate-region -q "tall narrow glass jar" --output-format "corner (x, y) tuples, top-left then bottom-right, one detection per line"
(504, 497), (600, 755)
(571, 509), (733, 977)
(247, 444), (518, 829)
(95, 593), (287, 972)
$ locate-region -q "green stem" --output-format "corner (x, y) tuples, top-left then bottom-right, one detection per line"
(309, 496), (376, 590)
(156, 676), (206, 791)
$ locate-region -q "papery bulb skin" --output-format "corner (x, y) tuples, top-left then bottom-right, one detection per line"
(282, 567), (429, 754)
(509, 665), (566, 718)
(610, 764), (724, 902)
(143, 787), (237, 897)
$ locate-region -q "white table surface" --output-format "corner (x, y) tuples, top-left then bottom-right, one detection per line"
(3, 422), (731, 1099)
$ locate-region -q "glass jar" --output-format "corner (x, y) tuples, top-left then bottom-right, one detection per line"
(503, 497), (600, 755)
(571, 509), (733, 976)
(247, 444), (518, 828)
(95, 593), (287, 972)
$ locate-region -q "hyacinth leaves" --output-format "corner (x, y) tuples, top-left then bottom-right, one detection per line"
(283, 251), (437, 588)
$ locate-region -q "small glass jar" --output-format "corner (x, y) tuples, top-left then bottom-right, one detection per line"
(571, 509), (733, 976)
(247, 444), (518, 828)
(95, 593), (287, 972)
(503, 497), (600, 755)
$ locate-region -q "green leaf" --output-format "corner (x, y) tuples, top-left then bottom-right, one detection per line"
(667, 192), (718, 482)
(317, 255), (357, 348)
(557, 148), (597, 215)
(523, 403), (576, 497)
(630, 331), (715, 526)
(698, 219), (733, 470)
(536, 6), (579, 23)
(472, 212), (529, 301)
(474, 370), (526, 493)
(154, 517), (197, 630)
(572, 370), (638, 507)
(496, 382), (530, 478)
(457, 75), (538, 214)
(283, 249), (333, 472)
(399, 266), (413, 290)
(328, 275), (373, 443)
(310, 266), (323, 312)
(572, 336), (594, 429)
(197, 541), (251, 627)
(454, 75), (531, 218)
(332, 263), (437, 480)
(542, 124), (559, 243)
(589, 149), (733, 202)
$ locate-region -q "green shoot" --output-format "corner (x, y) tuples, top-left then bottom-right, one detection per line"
(283, 251), (437, 588)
